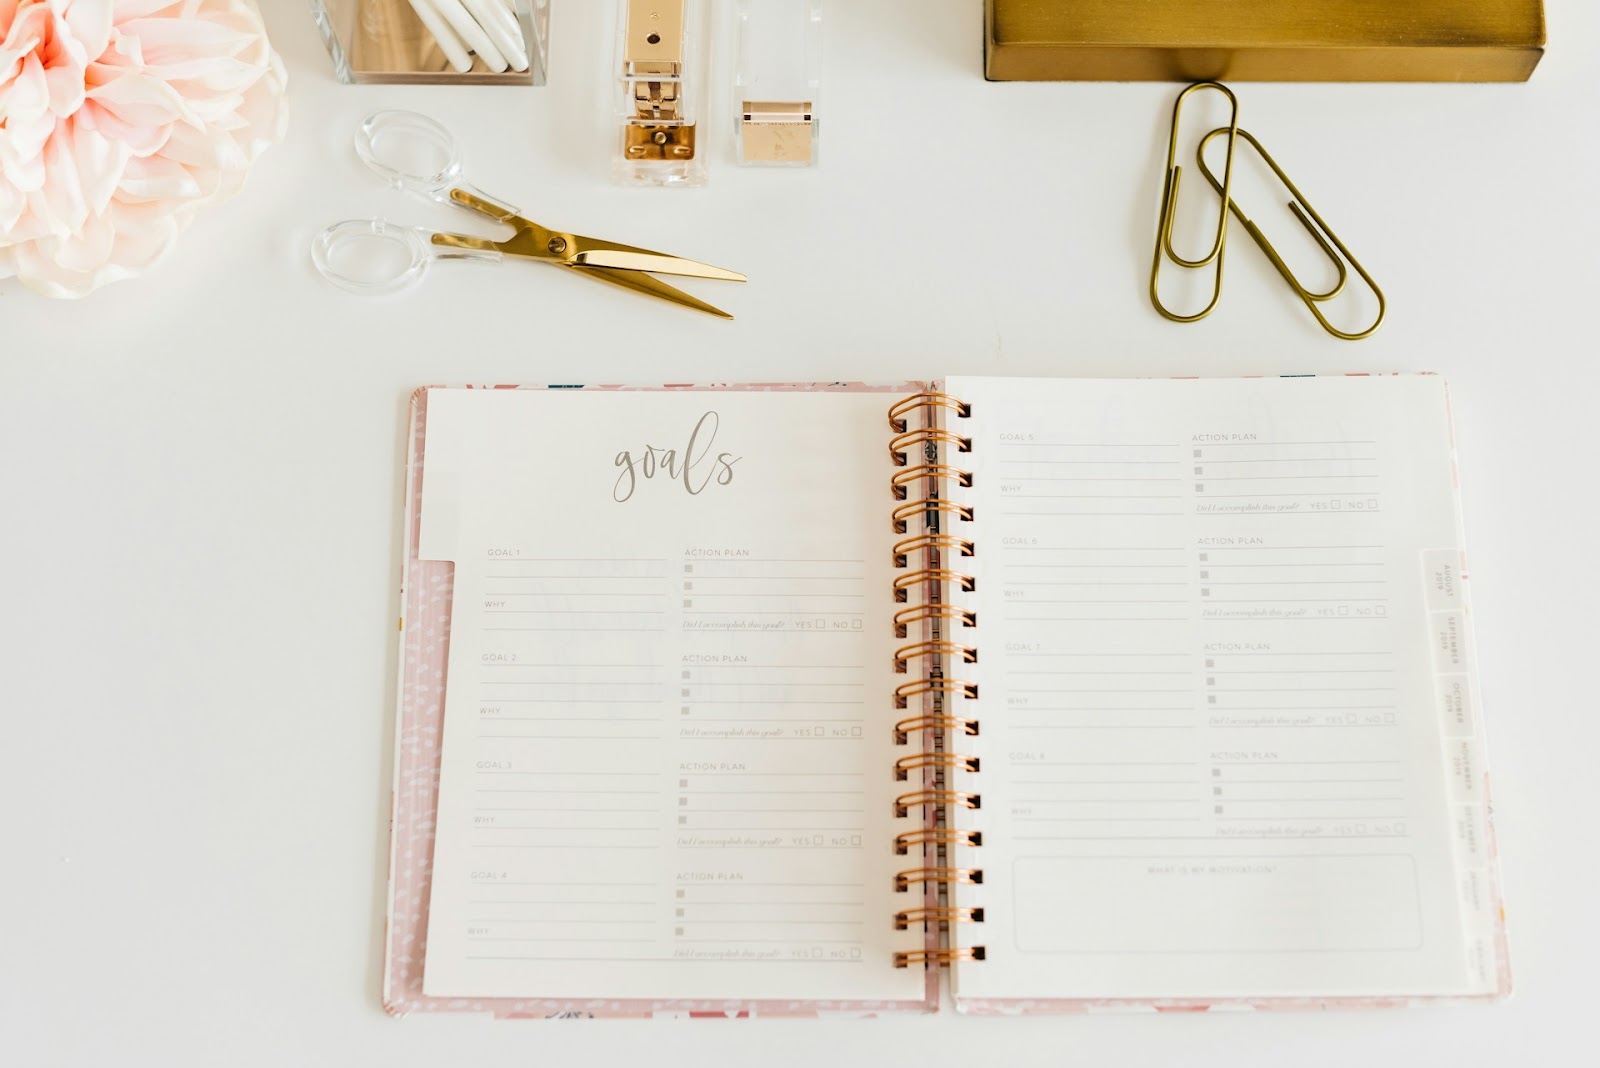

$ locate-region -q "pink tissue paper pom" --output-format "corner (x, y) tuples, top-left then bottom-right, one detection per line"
(0, 0), (287, 297)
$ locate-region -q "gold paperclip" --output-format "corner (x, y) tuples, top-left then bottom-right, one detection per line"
(1150, 81), (1239, 323)
(1195, 127), (1385, 341)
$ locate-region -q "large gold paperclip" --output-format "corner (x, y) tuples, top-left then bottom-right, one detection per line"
(1195, 127), (1386, 341)
(1150, 81), (1239, 323)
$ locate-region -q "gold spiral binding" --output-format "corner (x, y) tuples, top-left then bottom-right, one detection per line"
(892, 569), (975, 604)
(895, 867), (983, 891)
(894, 828), (982, 854)
(892, 533), (974, 567)
(888, 427), (972, 464)
(894, 906), (985, 930)
(894, 752), (980, 778)
(893, 789), (981, 818)
(894, 604), (977, 639)
(887, 390), (983, 971)
(893, 678), (978, 709)
(894, 947), (987, 968)
(893, 714), (979, 744)
(891, 464), (972, 500)
(891, 499), (974, 534)
(888, 391), (972, 433)
(892, 639), (977, 672)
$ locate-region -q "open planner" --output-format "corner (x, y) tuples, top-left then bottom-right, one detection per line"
(383, 376), (1508, 1018)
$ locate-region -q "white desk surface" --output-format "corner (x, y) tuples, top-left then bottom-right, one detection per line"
(4, 1), (1597, 1064)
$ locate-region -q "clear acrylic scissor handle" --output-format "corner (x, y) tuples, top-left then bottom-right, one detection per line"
(311, 218), (503, 295)
(354, 109), (518, 218)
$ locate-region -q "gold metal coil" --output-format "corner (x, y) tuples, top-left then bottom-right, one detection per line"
(892, 714), (980, 743)
(892, 569), (976, 605)
(894, 867), (984, 891)
(894, 752), (980, 778)
(892, 533), (974, 567)
(894, 906), (985, 930)
(890, 498), (975, 534)
(889, 427), (973, 465)
(892, 640), (977, 672)
(894, 828), (983, 854)
(890, 464), (972, 500)
(894, 789), (981, 818)
(893, 603), (977, 639)
(888, 392), (972, 433)
(894, 946), (987, 968)
(892, 678), (978, 709)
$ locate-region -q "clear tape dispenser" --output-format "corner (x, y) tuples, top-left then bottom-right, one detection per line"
(734, 0), (821, 167)
(613, 0), (712, 187)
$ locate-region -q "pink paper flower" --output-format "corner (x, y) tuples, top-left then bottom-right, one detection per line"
(0, 0), (287, 297)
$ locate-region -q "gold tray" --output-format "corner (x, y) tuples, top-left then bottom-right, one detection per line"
(985, 0), (1546, 82)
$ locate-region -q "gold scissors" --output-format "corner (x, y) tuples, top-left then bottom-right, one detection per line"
(312, 110), (745, 318)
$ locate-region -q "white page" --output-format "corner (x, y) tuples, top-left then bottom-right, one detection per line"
(416, 388), (923, 1001)
(943, 375), (1487, 1001)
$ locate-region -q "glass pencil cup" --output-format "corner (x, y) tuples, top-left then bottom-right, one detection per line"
(311, 0), (549, 85)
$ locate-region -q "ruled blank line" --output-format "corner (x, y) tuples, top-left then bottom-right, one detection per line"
(1011, 600), (1188, 605)
(1200, 475), (1379, 481)
(479, 735), (663, 740)
(1005, 617), (1190, 622)
(1196, 457), (1378, 465)
(1216, 798), (1405, 803)
(1013, 835), (1405, 842)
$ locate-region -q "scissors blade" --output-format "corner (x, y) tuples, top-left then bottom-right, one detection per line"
(571, 248), (746, 282)
(570, 265), (734, 320)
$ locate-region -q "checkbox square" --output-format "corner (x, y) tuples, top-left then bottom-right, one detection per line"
(1193, 449), (1202, 458)
(1212, 768), (1221, 777)
(683, 564), (693, 573)
(677, 815), (687, 824)
(850, 726), (862, 737)
(1199, 553), (1209, 562)
(1200, 570), (1209, 579)
(1201, 588), (1211, 597)
(1206, 677), (1215, 685)
(679, 778), (688, 787)
(675, 889), (685, 898)
(681, 688), (690, 698)
(683, 581), (693, 591)
(1205, 658), (1214, 668)
(851, 834), (862, 846)
(1214, 805), (1224, 814)
(1207, 695), (1217, 704)
(678, 797), (688, 806)
(1375, 605), (1388, 617)
(1213, 786), (1222, 796)
(683, 599), (692, 608)
(681, 670), (690, 679)
(681, 707), (690, 715)
(675, 908), (684, 917)
(1339, 605), (1350, 616)
(675, 927), (684, 936)
(1194, 466), (1203, 475)
(1195, 483), (1205, 493)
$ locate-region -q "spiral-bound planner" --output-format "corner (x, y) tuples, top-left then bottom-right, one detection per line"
(385, 377), (1508, 1018)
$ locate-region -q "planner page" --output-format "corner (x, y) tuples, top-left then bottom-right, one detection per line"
(943, 375), (1492, 1002)
(415, 388), (924, 1002)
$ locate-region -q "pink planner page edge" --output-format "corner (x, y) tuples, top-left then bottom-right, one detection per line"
(382, 381), (942, 1019)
